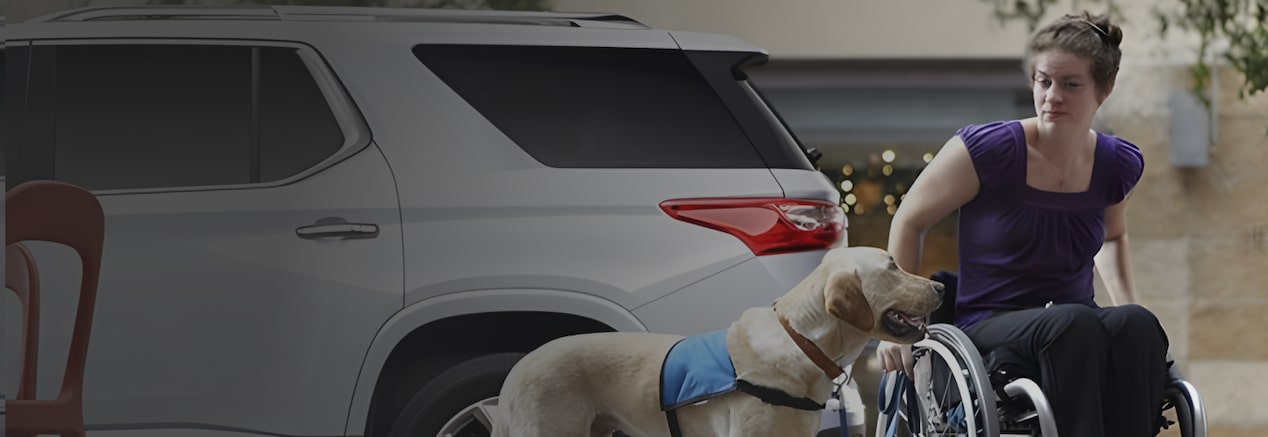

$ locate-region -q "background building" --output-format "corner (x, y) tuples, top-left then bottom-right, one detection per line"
(6, 0), (1266, 435)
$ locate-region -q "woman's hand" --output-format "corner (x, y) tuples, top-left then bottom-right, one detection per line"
(877, 340), (915, 380)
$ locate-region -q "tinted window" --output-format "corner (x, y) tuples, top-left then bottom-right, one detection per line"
(46, 44), (341, 191)
(685, 50), (816, 170)
(259, 48), (344, 182)
(414, 45), (766, 168)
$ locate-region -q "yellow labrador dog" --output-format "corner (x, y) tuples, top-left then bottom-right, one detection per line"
(493, 246), (942, 437)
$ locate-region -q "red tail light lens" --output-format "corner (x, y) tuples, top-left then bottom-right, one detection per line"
(660, 198), (847, 256)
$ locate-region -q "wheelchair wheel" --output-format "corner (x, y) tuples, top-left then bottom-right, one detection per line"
(877, 324), (999, 437)
(1163, 379), (1207, 437)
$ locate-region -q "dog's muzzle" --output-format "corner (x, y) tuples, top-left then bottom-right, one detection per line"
(882, 310), (928, 340)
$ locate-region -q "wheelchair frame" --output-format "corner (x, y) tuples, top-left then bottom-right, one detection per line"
(876, 323), (1207, 437)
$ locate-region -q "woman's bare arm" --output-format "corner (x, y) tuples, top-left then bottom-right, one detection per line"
(878, 134), (980, 376)
(1094, 196), (1137, 305)
(887, 135), (981, 274)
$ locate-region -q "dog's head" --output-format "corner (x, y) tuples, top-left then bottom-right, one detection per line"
(818, 246), (943, 343)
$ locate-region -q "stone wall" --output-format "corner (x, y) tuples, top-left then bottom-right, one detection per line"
(1101, 63), (1268, 434)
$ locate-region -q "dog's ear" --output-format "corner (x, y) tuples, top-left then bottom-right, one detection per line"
(825, 269), (874, 331)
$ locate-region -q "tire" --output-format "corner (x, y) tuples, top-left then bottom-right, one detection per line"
(387, 353), (524, 437)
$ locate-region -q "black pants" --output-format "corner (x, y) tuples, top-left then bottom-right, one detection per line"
(964, 303), (1169, 437)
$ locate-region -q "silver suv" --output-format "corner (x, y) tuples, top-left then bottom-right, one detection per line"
(3, 6), (844, 437)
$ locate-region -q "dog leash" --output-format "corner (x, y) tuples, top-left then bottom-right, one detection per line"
(827, 373), (853, 437)
(878, 370), (919, 437)
(838, 402), (850, 437)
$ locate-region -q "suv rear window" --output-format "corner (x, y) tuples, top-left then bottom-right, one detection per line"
(413, 45), (770, 169)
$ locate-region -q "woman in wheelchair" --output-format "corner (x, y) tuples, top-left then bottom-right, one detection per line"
(876, 11), (1175, 437)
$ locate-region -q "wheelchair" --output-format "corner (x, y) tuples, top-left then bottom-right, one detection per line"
(874, 273), (1206, 437)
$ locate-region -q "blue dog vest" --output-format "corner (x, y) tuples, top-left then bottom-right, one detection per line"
(660, 329), (737, 410)
(657, 329), (829, 437)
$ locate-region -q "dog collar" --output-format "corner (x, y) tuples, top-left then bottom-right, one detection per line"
(776, 310), (846, 380)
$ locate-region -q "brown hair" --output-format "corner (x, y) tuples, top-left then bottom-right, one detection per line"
(1024, 11), (1123, 92)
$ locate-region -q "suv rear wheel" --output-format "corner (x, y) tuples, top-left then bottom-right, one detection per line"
(387, 353), (523, 437)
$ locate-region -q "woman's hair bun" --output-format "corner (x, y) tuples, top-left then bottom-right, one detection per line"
(1089, 14), (1124, 48)
(1074, 11), (1123, 47)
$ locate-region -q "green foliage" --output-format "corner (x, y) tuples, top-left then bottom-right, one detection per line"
(981, 0), (1266, 106)
(981, 0), (1125, 29)
(1154, 0), (1268, 102)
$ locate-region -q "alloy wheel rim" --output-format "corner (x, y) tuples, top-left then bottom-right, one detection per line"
(438, 397), (499, 437)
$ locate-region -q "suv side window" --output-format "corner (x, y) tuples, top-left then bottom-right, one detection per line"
(33, 44), (342, 191)
(413, 45), (768, 169)
(259, 47), (345, 182)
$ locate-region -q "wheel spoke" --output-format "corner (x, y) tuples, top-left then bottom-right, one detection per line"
(474, 398), (498, 430)
(880, 325), (1003, 437)
(438, 396), (499, 437)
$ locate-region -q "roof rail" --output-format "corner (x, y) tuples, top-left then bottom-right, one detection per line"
(27, 5), (648, 29)
(28, 6), (279, 23)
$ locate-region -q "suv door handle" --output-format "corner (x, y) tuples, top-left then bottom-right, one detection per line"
(296, 218), (380, 240)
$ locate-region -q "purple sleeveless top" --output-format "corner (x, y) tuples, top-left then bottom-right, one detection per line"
(954, 121), (1144, 330)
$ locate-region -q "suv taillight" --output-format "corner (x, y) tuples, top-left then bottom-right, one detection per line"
(660, 198), (847, 256)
